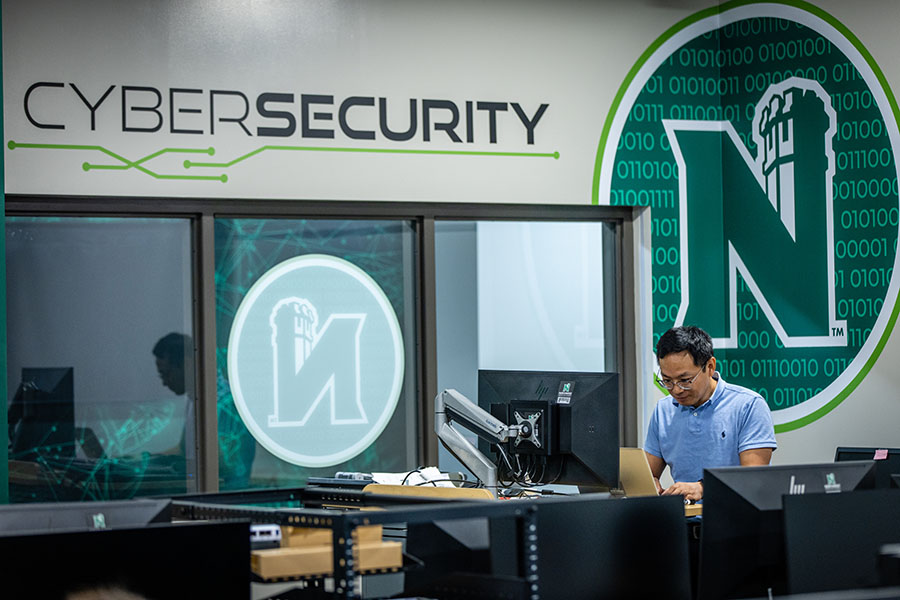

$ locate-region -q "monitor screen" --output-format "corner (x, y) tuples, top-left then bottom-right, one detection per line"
(0, 498), (172, 535)
(477, 370), (619, 490)
(836, 446), (900, 489)
(697, 461), (876, 600)
(784, 489), (900, 594)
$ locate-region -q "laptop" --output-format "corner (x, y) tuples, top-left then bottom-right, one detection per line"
(618, 447), (660, 497)
(75, 427), (106, 460)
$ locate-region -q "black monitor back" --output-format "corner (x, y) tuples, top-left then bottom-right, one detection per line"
(836, 447), (900, 489)
(478, 370), (619, 489)
(536, 494), (691, 600)
(785, 489), (900, 594)
(404, 493), (691, 600)
(0, 498), (172, 535)
(0, 520), (250, 600)
(698, 461), (876, 600)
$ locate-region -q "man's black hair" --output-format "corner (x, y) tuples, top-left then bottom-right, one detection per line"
(152, 332), (192, 364)
(655, 326), (714, 366)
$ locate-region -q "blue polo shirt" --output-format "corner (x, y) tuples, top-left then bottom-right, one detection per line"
(644, 372), (777, 483)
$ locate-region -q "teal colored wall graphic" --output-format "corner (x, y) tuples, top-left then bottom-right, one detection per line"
(596, 1), (900, 432)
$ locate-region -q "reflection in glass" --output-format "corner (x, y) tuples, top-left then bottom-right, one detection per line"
(6, 217), (195, 502)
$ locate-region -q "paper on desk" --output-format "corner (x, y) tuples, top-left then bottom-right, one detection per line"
(371, 466), (455, 487)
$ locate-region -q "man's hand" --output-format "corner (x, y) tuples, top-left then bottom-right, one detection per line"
(661, 480), (703, 502)
(653, 476), (664, 495)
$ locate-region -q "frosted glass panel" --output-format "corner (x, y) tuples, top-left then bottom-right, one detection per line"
(436, 219), (617, 479)
(477, 222), (609, 371)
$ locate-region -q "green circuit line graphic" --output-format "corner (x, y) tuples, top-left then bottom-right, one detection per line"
(7, 141), (225, 182)
(8, 140), (560, 183)
(183, 144), (561, 168)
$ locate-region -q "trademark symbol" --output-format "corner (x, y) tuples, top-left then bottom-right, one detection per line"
(832, 327), (845, 336)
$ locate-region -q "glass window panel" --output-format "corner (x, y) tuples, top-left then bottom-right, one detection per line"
(215, 218), (418, 489)
(6, 217), (195, 502)
(476, 221), (616, 371)
(435, 220), (618, 478)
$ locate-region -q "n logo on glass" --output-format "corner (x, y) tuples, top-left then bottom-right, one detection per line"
(227, 254), (404, 467)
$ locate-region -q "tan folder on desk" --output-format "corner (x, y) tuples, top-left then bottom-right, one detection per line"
(362, 483), (495, 500)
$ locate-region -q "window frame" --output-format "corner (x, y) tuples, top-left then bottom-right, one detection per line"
(6, 195), (645, 493)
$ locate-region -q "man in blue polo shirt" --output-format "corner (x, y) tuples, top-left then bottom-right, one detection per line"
(644, 326), (777, 502)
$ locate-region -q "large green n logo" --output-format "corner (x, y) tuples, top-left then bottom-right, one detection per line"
(666, 77), (846, 349)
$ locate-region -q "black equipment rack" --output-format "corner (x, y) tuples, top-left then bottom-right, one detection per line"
(170, 486), (539, 600)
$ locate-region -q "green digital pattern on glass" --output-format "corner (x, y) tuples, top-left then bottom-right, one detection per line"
(214, 218), (414, 489)
(609, 16), (898, 424)
(7, 217), (195, 502)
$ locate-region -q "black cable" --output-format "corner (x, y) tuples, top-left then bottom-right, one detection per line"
(496, 444), (515, 473)
(413, 478), (481, 488)
(544, 456), (566, 486)
(496, 444), (522, 488)
(401, 468), (424, 485)
(533, 459), (546, 485)
(496, 447), (518, 488)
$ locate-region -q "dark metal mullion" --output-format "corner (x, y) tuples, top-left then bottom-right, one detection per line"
(601, 220), (626, 448)
(5, 195), (637, 222)
(196, 212), (219, 492)
(419, 216), (439, 468)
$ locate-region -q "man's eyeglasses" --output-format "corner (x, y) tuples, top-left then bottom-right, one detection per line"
(655, 366), (705, 391)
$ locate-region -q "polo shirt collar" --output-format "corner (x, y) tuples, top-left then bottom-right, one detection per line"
(672, 371), (723, 411)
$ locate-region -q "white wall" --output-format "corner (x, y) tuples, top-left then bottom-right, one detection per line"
(2, 0), (714, 203)
(5, 0), (900, 464)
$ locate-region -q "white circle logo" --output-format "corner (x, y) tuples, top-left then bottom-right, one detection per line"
(227, 254), (404, 467)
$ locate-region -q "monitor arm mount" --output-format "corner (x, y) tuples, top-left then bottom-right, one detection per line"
(435, 389), (529, 496)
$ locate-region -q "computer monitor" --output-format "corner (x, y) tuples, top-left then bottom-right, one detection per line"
(537, 494), (691, 599)
(0, 520), (250, 600)
(8, 367), (75, 459)
(836, 447), (900, 489)
(697, 461), (876, 600)
(478, 370), (619, 490)
(784, 489), (900, 594)
(0, 498), (172, 535)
